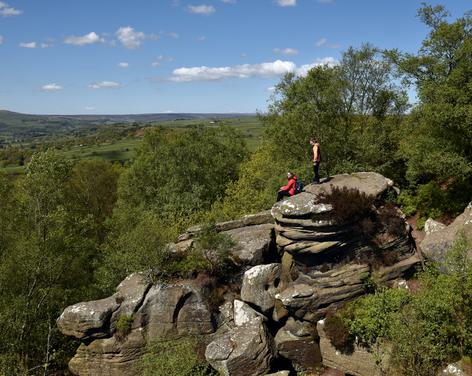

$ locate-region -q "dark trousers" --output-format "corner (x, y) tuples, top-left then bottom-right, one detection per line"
(277, 190), (291, 201)
(313, 162), (320, 183)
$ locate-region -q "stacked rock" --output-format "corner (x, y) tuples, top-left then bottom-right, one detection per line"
(271, 172), (421, 322)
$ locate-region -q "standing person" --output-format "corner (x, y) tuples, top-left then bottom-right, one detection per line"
(310, 138), (321, 184)
(277, 172), (297, 201)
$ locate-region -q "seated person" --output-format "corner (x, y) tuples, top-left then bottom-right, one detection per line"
(277, 172), (297, 201)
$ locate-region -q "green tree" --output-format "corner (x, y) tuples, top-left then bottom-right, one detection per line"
(263, 44), (407, 178)
(65, 160), (121, 242)
(119, 126), (247, 222)
(0, 150), (102, 374)
(390, 4), (472, 184)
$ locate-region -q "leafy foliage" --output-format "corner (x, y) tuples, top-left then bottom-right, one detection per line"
(181, 224), (235, 278)
(139, 336), (217, 376)
(337, 235), (472, 376)
(398, 179), (472, 228)
(389, 4), (472, 184)
(119, 126), (247, 222)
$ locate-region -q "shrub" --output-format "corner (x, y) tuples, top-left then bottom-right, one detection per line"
(138, 336), (217, 376)
(378, 204), (405, 238)
(398, 180), (471, 229)
(178, 224), (235, 278)
(318, 186), (375, 224)
(324, 310), (355, 353)
(344, 288), (410, 346)
(115, 315), (134, 341)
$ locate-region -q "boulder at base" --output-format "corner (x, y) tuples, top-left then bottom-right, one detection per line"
(317, 319), (391, 376)
(205, 317), (275, 376)
(421, 202), (472, 264)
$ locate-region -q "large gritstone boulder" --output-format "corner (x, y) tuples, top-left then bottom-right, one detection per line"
(317, 319), (391, 376)
(240, 263), (283, 314)
(275, 317), (322, 370)
(271, 172), (420, 322)
(58, 274), (213, 376)
(205, 316), (275, 376)
(421, 202), (472, 264)
(57, 273), (148, 341)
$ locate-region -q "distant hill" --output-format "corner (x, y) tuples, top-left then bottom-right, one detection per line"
(0, 110), (255, 143)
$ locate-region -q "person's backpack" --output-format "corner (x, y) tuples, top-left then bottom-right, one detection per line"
(295, 179), (304, 194)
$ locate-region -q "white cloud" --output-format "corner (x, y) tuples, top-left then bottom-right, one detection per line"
(0, 35), (3, 45)
(170, 58), (338, 82)
(197, 35), (206, 41)
(273, 47), (299, 56)
(276, 0), (296, 7)
(40, 42), (53, 48)
(315, 37), (327, 47)
(0, 1), (22, 16)
(152, 55), (174, 67)
(118, 62), (129, 68)
(89, 81), (121, 89)
(64, 32), (104, 46)
(221, 0), (236, 3)
(85, 106), (95, 111)
(19, 42), (37, 48)
(171, 60), (296, 82)
(187, 4), (216, 15)
(167, 32), (179, 39)
(116, 26), (146, 49)
(41, 83), (63, 92)
(315, 37), (340, 48)
(296, 57), (338, 76)
(267, 86), (276, 92)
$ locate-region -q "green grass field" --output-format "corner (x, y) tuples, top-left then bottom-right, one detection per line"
(0, 116), (264, 175)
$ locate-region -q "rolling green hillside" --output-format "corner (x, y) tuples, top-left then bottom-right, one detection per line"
(0, 112), (263, 174)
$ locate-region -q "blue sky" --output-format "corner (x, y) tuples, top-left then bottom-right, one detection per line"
(0, 0), (470, 114)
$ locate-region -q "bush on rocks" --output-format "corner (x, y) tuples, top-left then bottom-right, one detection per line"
(324, 310), (355, 353)
(318, 186), (375, 224)
(139, 336), (216, 376)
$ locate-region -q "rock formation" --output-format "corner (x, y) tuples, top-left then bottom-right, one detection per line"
(421, 202), (472, 264)
(272, 172), (420, 322)
(58, 172), (422, 376)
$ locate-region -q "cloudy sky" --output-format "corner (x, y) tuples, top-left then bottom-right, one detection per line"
(0, 0), (470, 114)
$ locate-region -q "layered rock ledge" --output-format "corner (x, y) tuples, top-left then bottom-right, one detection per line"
(271, 172), (420, 322)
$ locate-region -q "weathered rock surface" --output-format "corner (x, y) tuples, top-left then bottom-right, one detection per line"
(424, 218), (447, 235)
(224, 223), (275, 265)
(58, 273), (150, 340)
(233, 299), (267, 327)
(173, 217), (275, 266)
(421, 203), (472, 264)
(275, 317), (322, 370)
(58, 276), (213, 375)
(205, 317), (275, 376)
(178, 211), (273, 241)
(57, 296), (120, 340)
(136, 283), (214, 338)
(240, 263), (283, 314)
(317, 319), (390, 376)
(68, 330), (146, 376)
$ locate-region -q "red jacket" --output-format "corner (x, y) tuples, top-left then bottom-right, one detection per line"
(280, 176), (297, 196)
